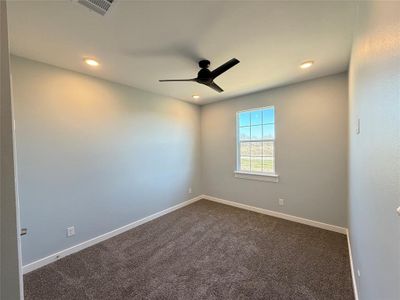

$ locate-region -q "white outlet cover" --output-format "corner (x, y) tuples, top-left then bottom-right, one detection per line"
(279, 199), (284, 206)
(188, 187), (192, 194)
(67, 226), (75, 237)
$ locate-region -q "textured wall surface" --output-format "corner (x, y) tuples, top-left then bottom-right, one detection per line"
(201, 73), (348, 227)
(348, 1), (400, 299)
(11, 56), (201, 265)
(0, 2), (22, 299)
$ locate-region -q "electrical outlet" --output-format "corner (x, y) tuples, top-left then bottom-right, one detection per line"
(357, 269), (361, 277)
(67, 226), (75, 237)
(279, 199), (284, 206)
(188, 187), (192, 194)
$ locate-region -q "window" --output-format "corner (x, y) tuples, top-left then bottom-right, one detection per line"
(236, 106), (276, 176)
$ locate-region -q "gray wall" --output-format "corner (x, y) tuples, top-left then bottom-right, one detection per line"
(348, 1), (400, 299)
(11, 56), (201, 266)
(0, 1), (22, 299)
(201, 73), (348, 227)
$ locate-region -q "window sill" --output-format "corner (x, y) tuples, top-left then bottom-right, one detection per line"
(234, 171), (279, 183)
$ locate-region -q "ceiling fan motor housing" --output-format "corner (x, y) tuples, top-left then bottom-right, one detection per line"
(197, 68), (212, 83)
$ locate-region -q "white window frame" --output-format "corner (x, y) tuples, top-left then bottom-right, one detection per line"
(234, 106), (279, 183)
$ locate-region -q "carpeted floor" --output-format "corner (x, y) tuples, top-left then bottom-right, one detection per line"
(24, 200), (354, 300)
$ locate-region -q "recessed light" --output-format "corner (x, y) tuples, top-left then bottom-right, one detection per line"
(300, 61), (313, 69)
(84, 58), (99, 67)
(192, 95), (200, 99)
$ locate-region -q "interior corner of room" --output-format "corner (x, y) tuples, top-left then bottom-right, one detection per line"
(1, 0), (399, 300)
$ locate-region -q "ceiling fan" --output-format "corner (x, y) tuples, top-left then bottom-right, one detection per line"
(159, 58), (240, 93)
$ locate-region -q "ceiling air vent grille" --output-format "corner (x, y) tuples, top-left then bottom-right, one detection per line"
(78, 0), (114, 16)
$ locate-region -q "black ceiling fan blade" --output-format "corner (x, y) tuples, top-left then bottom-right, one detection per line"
(207, 81), (224, 93)
(210, 58), (240, 79)
(159, 79), (195, 82)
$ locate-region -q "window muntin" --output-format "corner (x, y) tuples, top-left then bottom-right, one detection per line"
(237, 107), (275, 174)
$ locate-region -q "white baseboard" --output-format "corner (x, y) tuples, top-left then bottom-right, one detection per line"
(22, 195), (203, 274)
(346, 229), (359, 300)
(201, 194), (347, 234)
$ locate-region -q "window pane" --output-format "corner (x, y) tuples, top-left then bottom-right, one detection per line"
(262, 124), (275, 139)
(251, 125), (262, 140)
(262, 141), (274, 156)
(251, 157), (262, 172)
(240, 156), (250, 171)
(239, 112), (250, 127)
(239, 127), (250, 140)
(251, 110), (262, 125)
(250, 142), (262, 156)
(240, 142), (250, 156)
(262, 157), (274, 173)
(263, 108), (275, 124)
(237, 107), (276, 175)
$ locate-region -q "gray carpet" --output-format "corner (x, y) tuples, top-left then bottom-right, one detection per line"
(24, 200), (354, 299)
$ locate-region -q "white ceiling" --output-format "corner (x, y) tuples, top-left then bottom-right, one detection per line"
(7, 0), (357, 105)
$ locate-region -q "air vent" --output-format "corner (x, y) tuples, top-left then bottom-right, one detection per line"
(78, 0), (114, 16)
